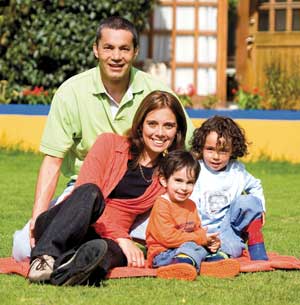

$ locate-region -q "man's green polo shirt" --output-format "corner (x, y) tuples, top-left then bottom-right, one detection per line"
(40, 66), (194, 179)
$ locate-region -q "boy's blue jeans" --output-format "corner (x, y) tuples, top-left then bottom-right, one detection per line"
(218, 195), (264, 257)
(129, 195), (264, 259)
(152, 242), (208, 272)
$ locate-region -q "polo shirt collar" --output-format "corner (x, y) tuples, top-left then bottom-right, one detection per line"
(92, 66), (106, 94)
(128, 67), (145, 95)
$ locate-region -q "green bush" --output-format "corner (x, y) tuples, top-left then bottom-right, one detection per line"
(232, 86), (263, 110)
(0, 0), (156, 104)
(263, 62), (300, 110)
(201, 94), (218, 109)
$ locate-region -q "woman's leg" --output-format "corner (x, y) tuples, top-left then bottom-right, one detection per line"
(48, 228), (127, 286)
(12, 182), (75, 261)
(31, 183), (105, 259)
(29, 183), (107, 284)
(100, 238), (127, 271)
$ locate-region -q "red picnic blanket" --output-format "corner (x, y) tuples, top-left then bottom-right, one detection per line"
(0, 251), (299, 279)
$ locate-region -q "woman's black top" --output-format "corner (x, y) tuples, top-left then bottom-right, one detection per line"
(108, 160), (155, 199)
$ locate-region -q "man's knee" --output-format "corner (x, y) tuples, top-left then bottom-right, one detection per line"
(12, 221), (31, 261)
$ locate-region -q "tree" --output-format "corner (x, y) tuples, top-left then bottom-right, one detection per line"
(0, 0), (156, 103)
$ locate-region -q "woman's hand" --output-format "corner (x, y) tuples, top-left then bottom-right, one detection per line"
(116, 238), (145, 268)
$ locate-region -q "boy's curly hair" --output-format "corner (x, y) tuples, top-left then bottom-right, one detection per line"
(190, 115), (249, 160)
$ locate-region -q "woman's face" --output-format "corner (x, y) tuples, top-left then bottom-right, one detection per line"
(141, 107), (177, 163)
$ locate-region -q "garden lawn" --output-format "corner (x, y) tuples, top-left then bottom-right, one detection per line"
(1, 149), (300, 305)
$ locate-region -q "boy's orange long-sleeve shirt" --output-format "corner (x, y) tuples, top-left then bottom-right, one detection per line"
(146, 195), (208, 267)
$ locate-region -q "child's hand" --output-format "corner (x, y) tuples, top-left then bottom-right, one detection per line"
(207, 240), (221, 253)
(262, 212), (266, 226)
(206, 232), (221, 253)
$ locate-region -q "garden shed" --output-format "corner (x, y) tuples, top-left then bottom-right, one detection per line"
(235, 0), (300, 94)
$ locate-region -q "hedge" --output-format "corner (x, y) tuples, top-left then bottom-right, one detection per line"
(0, 0), (156, 104)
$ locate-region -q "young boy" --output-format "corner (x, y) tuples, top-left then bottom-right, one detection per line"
(146, 150), (240, 281)
(190, 115), (268, 261)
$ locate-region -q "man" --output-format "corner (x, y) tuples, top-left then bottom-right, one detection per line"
(13, 16), (194, 261)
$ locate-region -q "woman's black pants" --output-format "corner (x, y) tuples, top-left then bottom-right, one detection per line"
(31, 183), (127, 273)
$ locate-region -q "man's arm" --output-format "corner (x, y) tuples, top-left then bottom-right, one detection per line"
(30, 155), (63, 247)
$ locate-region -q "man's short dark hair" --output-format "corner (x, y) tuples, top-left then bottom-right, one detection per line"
(95, 16), (139, 49)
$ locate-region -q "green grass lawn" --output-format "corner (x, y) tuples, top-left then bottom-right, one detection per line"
(1, 149), (300, 305)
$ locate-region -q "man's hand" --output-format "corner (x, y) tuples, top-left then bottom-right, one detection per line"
(116, 238), (145, 267)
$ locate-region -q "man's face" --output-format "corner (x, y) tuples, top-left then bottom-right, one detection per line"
(93, 28), (138, 84)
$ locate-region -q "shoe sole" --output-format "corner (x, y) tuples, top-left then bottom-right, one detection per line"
(156, 263), (197, 281)
(51, 239), (108, 286)
(64, 239), (108, 286)
(200, 259), (240, 278)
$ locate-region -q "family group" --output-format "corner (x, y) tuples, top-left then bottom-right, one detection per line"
(12, 16), (268, 285)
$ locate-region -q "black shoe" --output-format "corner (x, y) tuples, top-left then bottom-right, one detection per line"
(50, 239), (108, 286)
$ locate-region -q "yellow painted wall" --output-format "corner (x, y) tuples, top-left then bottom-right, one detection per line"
(192, 119), (300, 163)
(0, 115), (46, 152)
(1, 115), (300, 163)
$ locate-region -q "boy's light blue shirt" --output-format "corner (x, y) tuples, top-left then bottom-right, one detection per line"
(190, 160), (265, 233)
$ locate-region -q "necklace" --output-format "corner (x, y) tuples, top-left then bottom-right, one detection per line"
(138, 163), (153, 184)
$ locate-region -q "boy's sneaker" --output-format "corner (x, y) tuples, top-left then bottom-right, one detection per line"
(50, 239), (108, 286)
(157, 263), (197, 281)
(200, 259), (240, 278)
(28, 255), (55, 283)
(205, 251), (229, 262)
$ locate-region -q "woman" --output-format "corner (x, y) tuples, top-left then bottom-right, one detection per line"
(28, 90), (187, 286)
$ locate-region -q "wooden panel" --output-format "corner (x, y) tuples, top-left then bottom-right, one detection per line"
(216, 0), (228, 106)
(255, 32), (300, 46)
(171, 0), (176, 89)
(255, 32), (300, 88)
(235, 0), (251, 87)
(236, 0), (300, 93)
